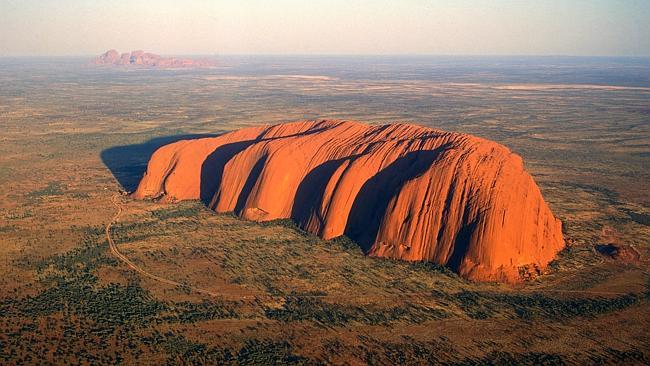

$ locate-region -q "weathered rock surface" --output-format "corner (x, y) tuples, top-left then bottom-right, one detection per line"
(133, 120), (564, 282)
(91, 49), (215, 68)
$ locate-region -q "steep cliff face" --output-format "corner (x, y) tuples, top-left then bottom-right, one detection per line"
(133, 120), (564, 282)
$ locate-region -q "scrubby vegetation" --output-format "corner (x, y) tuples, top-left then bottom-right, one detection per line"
(147, 334), (311, 365)
(27, 181), (64, 198)
(441, 290), (642, 320)
(151, 203), (202, 220)
(266, 295), (448, 325)
(0, 227), (244, 364)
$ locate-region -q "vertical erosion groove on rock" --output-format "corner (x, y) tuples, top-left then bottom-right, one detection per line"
(132, 120), (565, 282)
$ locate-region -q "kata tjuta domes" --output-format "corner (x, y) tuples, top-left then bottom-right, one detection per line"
(91, 49), (215, 68)
(133, 120), (565, 283)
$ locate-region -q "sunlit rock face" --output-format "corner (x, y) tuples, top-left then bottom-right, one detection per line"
(133, 120), (564, 283)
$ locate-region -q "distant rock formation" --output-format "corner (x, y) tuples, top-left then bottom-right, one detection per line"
(132, 120), (565, 282)
(91, 49), (215, 68)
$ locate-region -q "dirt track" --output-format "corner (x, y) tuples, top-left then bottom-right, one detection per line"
(106, 194), (221, 297)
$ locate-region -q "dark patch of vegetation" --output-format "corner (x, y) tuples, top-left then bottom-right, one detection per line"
(27, 181), (64, 197)
(558, 182), (621, 205)
(359, 335), (457, 365)
(5, 209), (33, 220)
(111, 219), (200, 243)
(457, 350), (566, 365)
(111, 221), (166, 243)
(4, 280), (167, 326)
(151, 203), (202, 220)
(236, 339), (312, 365)
(260, 218), (302, 230)
(35, 232), (117, 274)
(329, 235), (364, 255)
(0, 225), (15, 233)
(587, 348), (648, 364)
(266, 295), (447, 326)
(404, 259), (460, 278)
(165, 300), (239, 323)
(622, 208), (650, 226)
(448, 290), (497, 319)
(442, 290), (642, 321)
(153, 333), (235, 364)
(146, 333), (312, 365)
(347, 334), (595, 365)
(70, 191), (91, 199)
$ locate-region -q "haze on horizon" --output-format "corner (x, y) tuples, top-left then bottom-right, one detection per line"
(1, 0), (649, 57)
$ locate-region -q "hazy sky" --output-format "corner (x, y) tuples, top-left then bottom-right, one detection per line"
(1, 0), (649, 56)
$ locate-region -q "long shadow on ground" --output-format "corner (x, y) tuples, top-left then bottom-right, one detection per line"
(101, 134), (220, 192)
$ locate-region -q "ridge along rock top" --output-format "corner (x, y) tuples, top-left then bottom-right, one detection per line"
(132, 120), (565, 283)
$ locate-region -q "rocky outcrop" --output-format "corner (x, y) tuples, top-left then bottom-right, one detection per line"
(133, 120), (564, 282)
(596, 226), (641, 264)
(91, 49), (215, 68)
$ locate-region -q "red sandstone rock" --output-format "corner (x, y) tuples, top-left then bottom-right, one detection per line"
(91, 49), (215, 68)
(133, 120), (565, 282)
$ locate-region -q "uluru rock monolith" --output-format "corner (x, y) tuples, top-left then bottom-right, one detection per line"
(132, 120), (564, 282)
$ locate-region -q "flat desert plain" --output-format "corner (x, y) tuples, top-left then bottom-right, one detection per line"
(0, 56), (648, 364)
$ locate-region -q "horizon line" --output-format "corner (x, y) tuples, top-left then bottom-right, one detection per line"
(2, 53), (650, 59)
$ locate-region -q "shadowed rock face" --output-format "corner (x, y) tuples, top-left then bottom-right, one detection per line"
(133, 120), (564, 282)
(91, 49), (215, 68)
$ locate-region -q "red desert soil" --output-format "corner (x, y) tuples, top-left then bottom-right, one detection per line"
(133, 120), (565, 283)
(92, 49), (215, 68)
